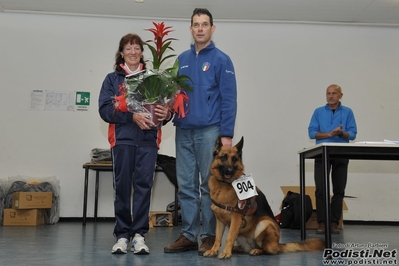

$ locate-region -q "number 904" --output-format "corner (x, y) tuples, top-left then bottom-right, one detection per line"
(236, 180), (254, 194)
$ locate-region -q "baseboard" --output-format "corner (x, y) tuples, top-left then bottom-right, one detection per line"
(59, 217), (114, 222)
(344, 220), (399, 226)
(57, 217), (399, 226)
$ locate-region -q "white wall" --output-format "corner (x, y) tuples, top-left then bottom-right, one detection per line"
(1, 12), (398, 221)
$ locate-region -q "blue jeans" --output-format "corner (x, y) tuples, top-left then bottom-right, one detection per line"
(175, 125), (219, 242)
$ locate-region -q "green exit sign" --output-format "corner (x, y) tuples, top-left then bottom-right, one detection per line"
(76, 92), (90, 106)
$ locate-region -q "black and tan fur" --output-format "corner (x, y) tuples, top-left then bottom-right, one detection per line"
(203, 136), (324, 259)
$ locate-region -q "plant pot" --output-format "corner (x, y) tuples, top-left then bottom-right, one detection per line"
(143, 103), (162, 129)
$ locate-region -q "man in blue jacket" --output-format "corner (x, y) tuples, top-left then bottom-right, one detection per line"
(164, 8), (237, 255)
(308, 84), (357, 234)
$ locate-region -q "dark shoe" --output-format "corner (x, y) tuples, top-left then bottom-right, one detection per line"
(198, 236), (215, 256)
(331, 222), (341, 234)
(316, 222), (325, 234)
(164, 234), (198, 253)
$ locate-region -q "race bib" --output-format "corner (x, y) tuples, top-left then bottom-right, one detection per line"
(232, 173), (258, 200)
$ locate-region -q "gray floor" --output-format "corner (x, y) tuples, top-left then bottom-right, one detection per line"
(0, 220), (398, 266)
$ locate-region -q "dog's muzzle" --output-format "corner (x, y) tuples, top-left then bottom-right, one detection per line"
(219, 165), (235, 180)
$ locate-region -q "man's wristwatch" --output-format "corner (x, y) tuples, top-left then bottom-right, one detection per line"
(338, 132), (344, 137)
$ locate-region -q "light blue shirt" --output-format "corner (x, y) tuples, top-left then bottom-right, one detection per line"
(308, 102), (357, 144)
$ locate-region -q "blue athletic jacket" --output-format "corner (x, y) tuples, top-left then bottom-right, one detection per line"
(173, 41), (237, 138)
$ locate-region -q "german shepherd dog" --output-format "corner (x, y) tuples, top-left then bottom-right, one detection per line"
(203, 137), (324, 259)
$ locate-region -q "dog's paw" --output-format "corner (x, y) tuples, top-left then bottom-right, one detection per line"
(203, 250), (218, 257)
(249, 248), (264, 256)
(218, 251), (232, 259)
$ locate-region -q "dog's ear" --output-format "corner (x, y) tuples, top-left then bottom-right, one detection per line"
(213, 136), (223, 157)
(235, 137), (244, 158)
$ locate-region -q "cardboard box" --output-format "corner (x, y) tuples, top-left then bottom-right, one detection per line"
(12, 192), (53, 209)
(149, 211), (173, 228)
(280, 186), (347, 229)
(3, 209), (45, 226)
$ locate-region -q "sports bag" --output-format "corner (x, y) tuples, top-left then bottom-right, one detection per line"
(279, 191), (313, 229)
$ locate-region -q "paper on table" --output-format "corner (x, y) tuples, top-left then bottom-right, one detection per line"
(355, 139), (399, 144)
(384, 139), (399, 144)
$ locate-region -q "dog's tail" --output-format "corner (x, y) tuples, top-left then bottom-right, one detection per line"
(279, 238), (325, 253)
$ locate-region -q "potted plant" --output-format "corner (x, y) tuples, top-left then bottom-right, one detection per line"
(121, 22), (193, 126)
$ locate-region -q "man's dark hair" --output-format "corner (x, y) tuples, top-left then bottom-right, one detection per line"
(191, 8), (213, 26)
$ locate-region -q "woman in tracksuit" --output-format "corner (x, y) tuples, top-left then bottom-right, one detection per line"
(99, 33), (171, 255)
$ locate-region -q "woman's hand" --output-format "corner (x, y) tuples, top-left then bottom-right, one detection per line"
(154, 104), (172, 122)
(133, 113), (155, 130)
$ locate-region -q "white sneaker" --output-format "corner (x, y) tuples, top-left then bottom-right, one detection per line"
(111, 238), (129, 254)
(131, 233), (149, 254)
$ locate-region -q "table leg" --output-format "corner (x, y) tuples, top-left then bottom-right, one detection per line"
(95, 170), (99, 222)
(300, 153), (306, 240)
(83, 167), (89, 226)
(322, 146), (332, 248)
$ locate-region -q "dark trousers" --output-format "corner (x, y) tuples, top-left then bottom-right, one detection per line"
(112, 145), (157, 240)
(314, 158), (349, 225)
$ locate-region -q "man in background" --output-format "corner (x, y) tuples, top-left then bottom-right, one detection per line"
(308, 84), (357, 234)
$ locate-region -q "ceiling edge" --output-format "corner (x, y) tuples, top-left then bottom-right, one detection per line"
(2, 9), (399, 28)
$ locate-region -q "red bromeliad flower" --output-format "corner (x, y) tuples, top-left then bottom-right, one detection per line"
(144, 22), (178, 70)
